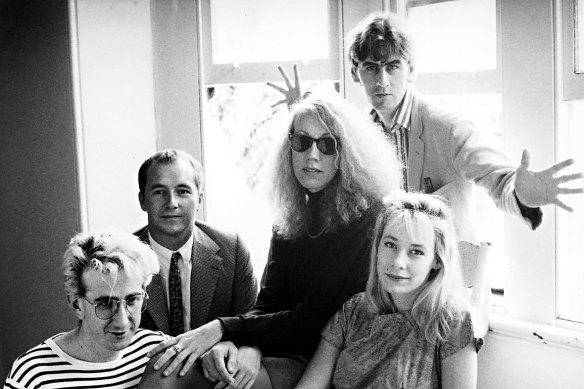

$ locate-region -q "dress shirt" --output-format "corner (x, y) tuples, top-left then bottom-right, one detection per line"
(371, 84), (414, 191)
(148, 232), (194, 331)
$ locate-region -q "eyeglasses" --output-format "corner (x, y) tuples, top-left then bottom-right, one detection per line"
(288, 133), (340, 156)
(83, 292), (148, 320)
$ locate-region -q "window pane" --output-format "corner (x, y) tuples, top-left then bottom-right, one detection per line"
(576, 0), (584, 73)
(557, 100), (584, 323)
(202, 83), (337, 277)
(425, 94), (505, 292)
(210, 0), (330, 64)
(407, 0), (497, 74)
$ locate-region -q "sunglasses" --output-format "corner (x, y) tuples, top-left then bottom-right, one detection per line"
(288, 133), (340, 156)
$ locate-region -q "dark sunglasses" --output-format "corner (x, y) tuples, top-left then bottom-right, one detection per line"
(288, 133), (340, 156)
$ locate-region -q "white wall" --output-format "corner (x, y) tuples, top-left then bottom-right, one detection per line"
(72, 0), (157, 232)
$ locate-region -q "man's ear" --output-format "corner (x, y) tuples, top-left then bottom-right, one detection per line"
(138, 191), (146, 212)
(407, 62), (415, 82)
(68, 296), (85, 320)
(196, 191), (204, 213)
(351, 66), (360, 84)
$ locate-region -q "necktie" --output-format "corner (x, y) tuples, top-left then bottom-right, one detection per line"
(169, 252), (184, 336)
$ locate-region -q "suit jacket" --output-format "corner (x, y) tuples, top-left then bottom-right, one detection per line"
(406, 89), (541, 246)
(136, 221), (258, 333)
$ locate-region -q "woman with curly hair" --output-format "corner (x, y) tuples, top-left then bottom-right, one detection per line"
(139, 93), (401, 389)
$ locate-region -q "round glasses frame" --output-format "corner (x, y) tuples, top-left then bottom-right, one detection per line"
(83, 292), (149, 320)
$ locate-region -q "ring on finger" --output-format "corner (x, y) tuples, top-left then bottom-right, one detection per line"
(173, 345), (183, 354)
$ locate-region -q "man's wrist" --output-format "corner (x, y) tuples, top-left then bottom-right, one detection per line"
(514, 190), (543, 230)
(514, 189), (531, 210)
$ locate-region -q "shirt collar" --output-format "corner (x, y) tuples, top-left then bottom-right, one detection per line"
(148, 232), (193, 265)
(370, 84), (414, 132)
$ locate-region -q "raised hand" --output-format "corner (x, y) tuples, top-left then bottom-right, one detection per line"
(266, 64), (303, 109)
(146, 319), (224, 377)
(515, 149), (584, 212)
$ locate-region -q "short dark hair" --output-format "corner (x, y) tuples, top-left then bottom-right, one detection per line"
(138, 149), (203, 194)
(347, 12), (414, 71)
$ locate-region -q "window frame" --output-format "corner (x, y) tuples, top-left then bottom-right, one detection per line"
(392, 0), (584, 346)
(199, 0), (341, 86)
(563, 0), (584, 100)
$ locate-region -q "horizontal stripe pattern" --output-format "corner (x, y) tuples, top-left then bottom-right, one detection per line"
(4, 329), (168, 389)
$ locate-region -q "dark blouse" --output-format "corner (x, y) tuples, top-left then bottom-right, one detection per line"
(219, 200), (381, 359)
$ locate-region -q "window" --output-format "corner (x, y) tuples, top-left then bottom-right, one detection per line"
(400, 0), (505, 292)
(399, 0), (584, 333)
(200, 0), (341, 276)
(575, 0), (584, 73)
(407, 0), (497, 74)
(557, 101), (584, 325)
(200, 0), (339, 85)
(556, 0), (584, 327)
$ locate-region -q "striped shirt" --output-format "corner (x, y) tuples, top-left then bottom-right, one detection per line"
(4, 329), (168, 389)
(370, 85), (414, 191)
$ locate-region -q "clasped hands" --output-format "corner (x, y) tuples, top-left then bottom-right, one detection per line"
(201, 342), (262, 389)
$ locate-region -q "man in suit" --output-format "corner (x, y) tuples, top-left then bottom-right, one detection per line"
(136, 149), (257, 336)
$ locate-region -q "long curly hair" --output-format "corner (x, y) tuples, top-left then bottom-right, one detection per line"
(366, 192), (467, 343)
(263, 92), (402, 239)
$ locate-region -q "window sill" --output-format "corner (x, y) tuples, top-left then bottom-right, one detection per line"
(489, 314), (584, 351)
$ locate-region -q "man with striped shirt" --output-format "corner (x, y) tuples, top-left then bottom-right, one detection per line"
(4, 230), (169, 389)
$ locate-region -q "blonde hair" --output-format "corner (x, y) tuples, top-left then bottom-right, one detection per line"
(366, 192), (466, 343)
(263, 92), (402, 239)
(62, 229), (159, 299)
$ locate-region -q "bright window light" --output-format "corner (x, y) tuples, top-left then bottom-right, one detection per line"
(557, 100), (584, 323)
(210, 0), (329, 64)
(407, 0), (497, 74)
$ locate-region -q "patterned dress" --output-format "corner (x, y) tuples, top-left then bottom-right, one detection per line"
(322, 293), (476, 389)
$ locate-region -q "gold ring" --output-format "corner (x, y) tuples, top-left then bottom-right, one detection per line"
(173, 345), (183, 354)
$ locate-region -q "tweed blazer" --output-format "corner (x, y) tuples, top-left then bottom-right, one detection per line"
(136, 221), (258, 333)
(405, 89), (538, 246)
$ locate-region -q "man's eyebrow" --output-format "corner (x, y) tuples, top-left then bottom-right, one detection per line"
(384, 59), (402, 66)
(126, 292), (144, 298)
(148, 183), (167, 190)
(93, 296), (112, 302)
(93, 292), (143, 301)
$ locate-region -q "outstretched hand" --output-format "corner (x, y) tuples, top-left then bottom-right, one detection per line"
(515, 149), (584, 212)
(146, 319), (224, 377)
(266, 64), (303, 109)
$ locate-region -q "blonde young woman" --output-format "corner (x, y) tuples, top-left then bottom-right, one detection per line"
(139, 93), (402, 389)
(295, 192), (479, 389)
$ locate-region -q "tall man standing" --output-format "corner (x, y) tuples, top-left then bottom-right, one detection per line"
(269, 12), (582, 257)
(136, 149), (257, 336)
